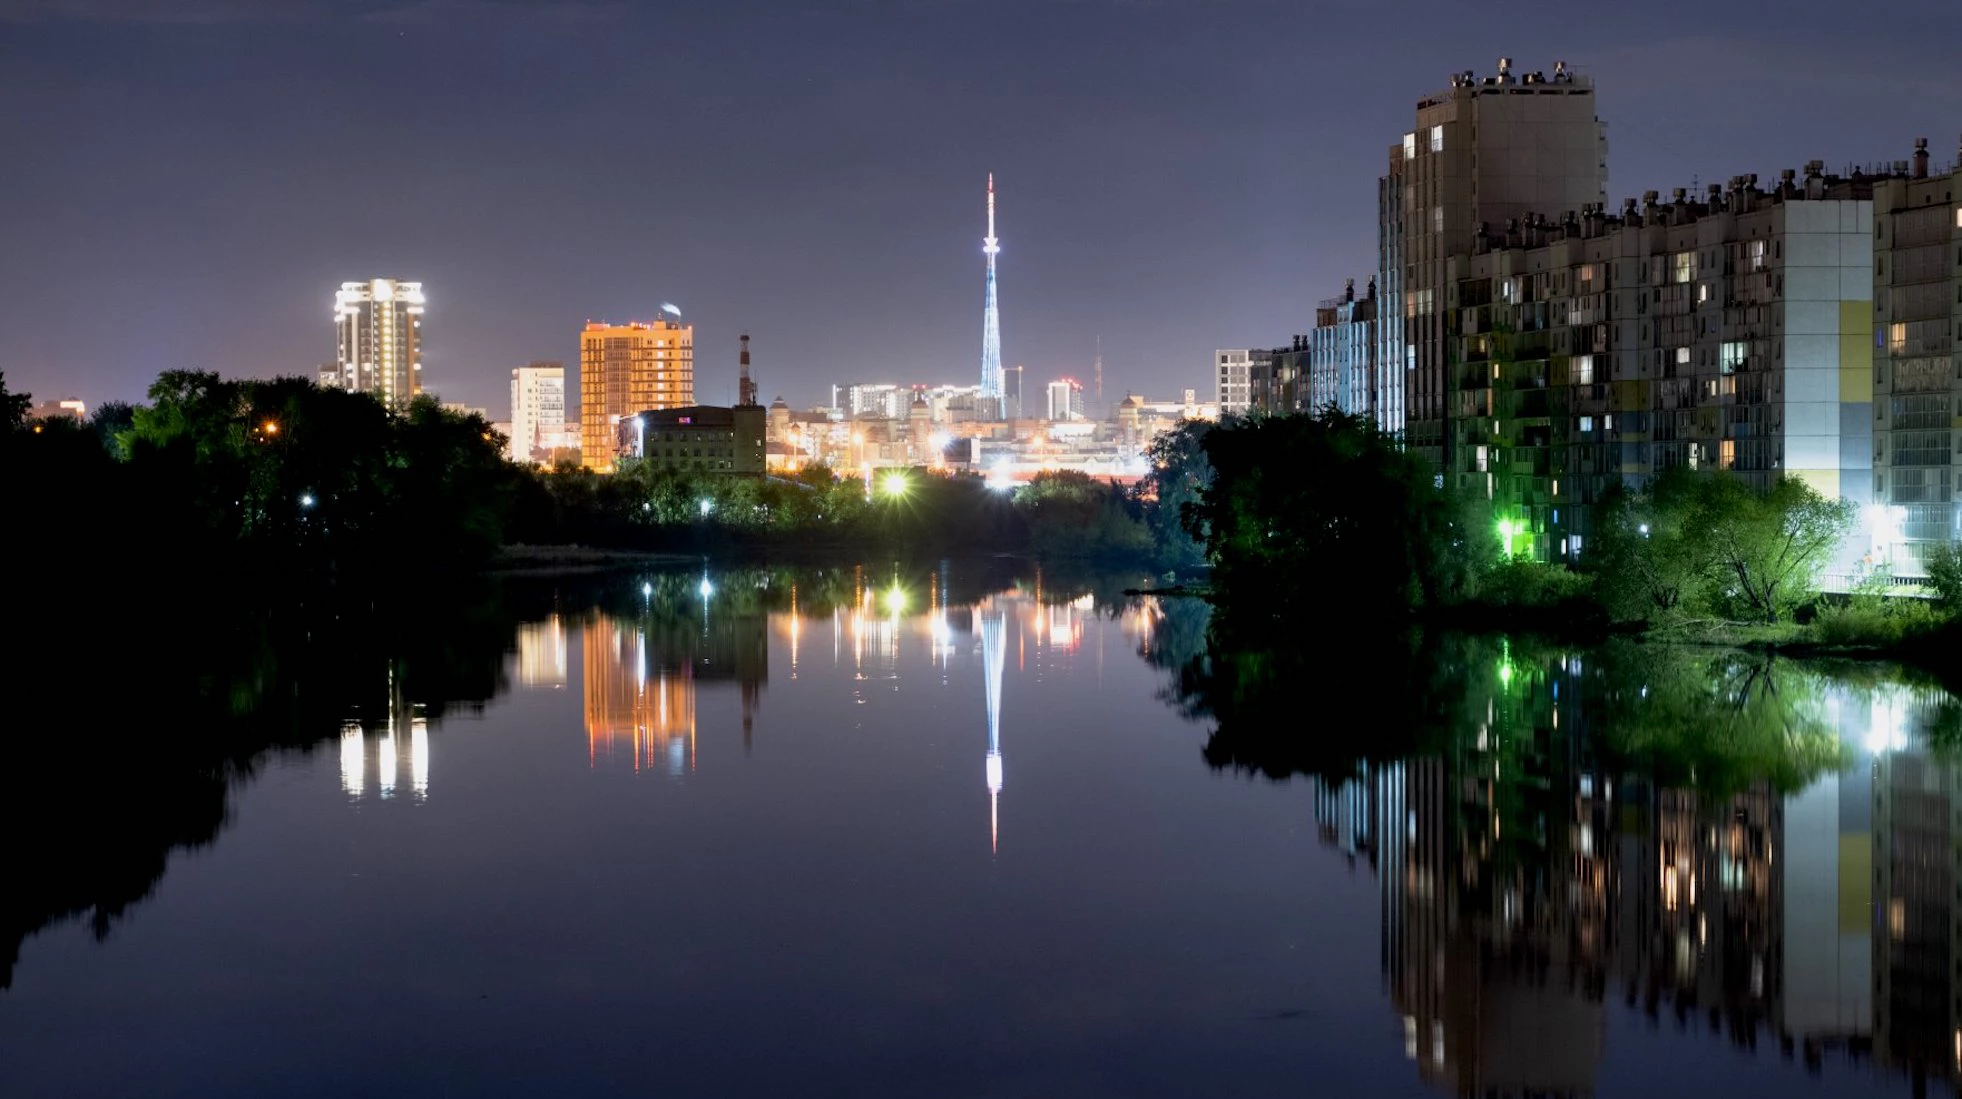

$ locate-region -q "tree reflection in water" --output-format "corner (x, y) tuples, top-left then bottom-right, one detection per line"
(1147, 595), (1962, 1094)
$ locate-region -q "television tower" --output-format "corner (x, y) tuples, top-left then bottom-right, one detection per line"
(980, 174), (1003, 415)
(1093, 335), (1103, 407)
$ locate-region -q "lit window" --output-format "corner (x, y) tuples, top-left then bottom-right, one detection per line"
(1576, 354), (1594, 385)
(1721, 341), (1747, 374)
(1676, 347), (1691, 366)
(1721, 439), (1735, 469)
(1476, 444), (1489, 472)
(1403, 132), (1417, 160)
(1673, 251), (1696, 284)
(1429, 125), (1444, 153)
(1579, 415), (1595, 432)
(1698, 283), (1709, 303)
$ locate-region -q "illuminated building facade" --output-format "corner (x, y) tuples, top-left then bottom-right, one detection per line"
(26, 398), (85, 422)
(509, 361), (570, 465)
(1869, 147), (1962, 573)
(579, 316), (693, 472)
(1045, 378), (1084, 422)
(1447, 172), (1877, 564)
(329, 278), (425, 410)
(1213, 349), (1267, 418)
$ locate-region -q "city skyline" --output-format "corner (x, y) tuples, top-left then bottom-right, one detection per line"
(4, 2), (1959, 416)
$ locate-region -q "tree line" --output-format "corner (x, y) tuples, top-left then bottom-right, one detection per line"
(5, 369), (1918, 633)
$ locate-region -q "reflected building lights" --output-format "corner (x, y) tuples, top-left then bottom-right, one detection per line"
(378, 732), (396, 796)
(1299, 652), (1962, 1095)
(340, 726), (363, 796)
(583, 619), (696, 776)
(515, 614), (568, 688)
(336, 674), (431, 803)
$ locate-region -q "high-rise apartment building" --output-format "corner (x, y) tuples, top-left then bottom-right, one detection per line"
(510, 361), (567, 465)
(1381, 60), (1607, 465)
(1311, 279), (1384, 426)
(579, 317), (693, 472)
(1046, 378), (1084, 422)
(1447, 169), (1876, 563)
(1870, 142), (1962, 574)
(330, 279), (425, 410)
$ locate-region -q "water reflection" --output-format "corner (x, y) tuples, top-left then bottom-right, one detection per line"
(1152, 605), (1962, 1093)
(339, 669), (431, 800)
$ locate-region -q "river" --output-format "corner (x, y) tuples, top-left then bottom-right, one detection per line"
(0, 562), (1951, 1097)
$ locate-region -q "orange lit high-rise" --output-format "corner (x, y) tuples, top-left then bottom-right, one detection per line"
(579, 316), (694, 472)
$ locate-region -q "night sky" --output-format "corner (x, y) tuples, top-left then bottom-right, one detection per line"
(3, 0), (1958, 418)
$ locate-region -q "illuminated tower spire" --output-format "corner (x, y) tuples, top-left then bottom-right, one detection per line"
(980, 174), (1003, 415)
(981, 604), (1005, 854)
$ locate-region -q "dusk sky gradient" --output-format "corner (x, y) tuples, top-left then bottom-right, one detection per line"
(3, 0), (1959, 418)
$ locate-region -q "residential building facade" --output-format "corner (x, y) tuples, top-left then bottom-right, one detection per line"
(1381, 60), (1608, 466)
(580, 318), (693, 472)
(1447, 168), (1876, 563)
(1870, 144), (1962, 574)
(330, 278), (425, 410)
(1214, 349), (1266, 417)
(510, 361), (569, 465)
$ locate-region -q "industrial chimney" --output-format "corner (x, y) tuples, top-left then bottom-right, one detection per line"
(738, 334), (758, 407)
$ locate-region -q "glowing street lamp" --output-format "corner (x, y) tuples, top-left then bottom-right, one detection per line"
(882, 472), (910, 499)
(1497, 517), (1518, 557)
(299, 492), (315, 508)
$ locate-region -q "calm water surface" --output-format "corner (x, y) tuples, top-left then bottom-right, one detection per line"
(0, 565), (1951, 1098)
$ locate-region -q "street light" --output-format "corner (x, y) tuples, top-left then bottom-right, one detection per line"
(882, 472), (909, 499)
(1497, 517), (1518, 557)
(299, 492), (315, 508)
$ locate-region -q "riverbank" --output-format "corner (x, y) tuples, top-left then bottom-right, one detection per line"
(491, 544), (705, 575)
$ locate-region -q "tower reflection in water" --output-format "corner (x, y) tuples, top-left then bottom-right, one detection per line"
(1306, 651), (1962, 1095)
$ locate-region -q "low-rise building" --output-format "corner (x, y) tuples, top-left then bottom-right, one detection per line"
(619, 404), (766, 475)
